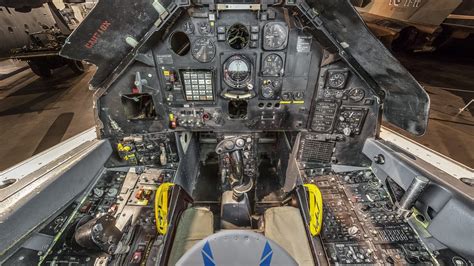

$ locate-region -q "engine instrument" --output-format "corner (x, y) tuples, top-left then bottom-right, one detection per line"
(183, 21), (195, 34)
(198, 22), (213, 35)
(261, 53), (284, 76)
(327, 71), (349, 89)
(348, 87), (366, 102)
(191, 38), (216, 63)
(263, 22), (288, 50)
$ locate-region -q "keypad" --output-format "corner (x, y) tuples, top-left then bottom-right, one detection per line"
(181, 71), (214, 101)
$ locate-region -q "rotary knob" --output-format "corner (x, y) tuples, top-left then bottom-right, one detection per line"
(224, 140), (235, 150)
(235, 138), (245, 148)
(343, 127), (352, 136)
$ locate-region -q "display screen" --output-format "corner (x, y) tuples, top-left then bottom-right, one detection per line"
(180, 70), (214, 101)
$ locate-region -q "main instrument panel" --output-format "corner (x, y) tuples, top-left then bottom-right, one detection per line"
(119, 7), (377, 137)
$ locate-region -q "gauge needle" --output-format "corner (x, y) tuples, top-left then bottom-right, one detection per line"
(197, 45), (205, 58)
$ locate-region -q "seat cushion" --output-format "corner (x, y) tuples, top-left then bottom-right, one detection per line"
(168, 207), (214, 266)
(264, 206), (315, 266)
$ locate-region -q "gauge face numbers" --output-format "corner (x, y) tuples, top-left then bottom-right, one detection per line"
(263, 22), (288, 50)
(327, 71), (349, 89)
(336, 108), (367, 135)
(261, 54), (284, 77)
(223, 55), (252, 89)
(348, 88), (365, 102)
(323, 89), (344, 99)
(192, 38), (216, 63)
(183, 21), (194, 34)
(198, 22), (212, 35)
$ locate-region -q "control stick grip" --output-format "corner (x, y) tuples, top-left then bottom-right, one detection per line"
(229, 150), (243, 181)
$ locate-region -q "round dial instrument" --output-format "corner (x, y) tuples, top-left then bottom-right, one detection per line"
(223, 55), (252, 89)
(263, 22), (288, 50)
(183, 21), (194, 34)
(261, 86), (275, 99)
(348, 88), (365, 102)
(328, 72), (347, 89)
(191, 38), (216, 63)
(261, 54), (284, 76)
(198, 22), (212, 35)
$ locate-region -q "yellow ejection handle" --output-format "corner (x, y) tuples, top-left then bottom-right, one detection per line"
(303, 184), (323, 236)
(155, 182), (174, 235)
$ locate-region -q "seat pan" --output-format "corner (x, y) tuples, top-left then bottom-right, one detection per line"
(168, 207), (215, 266)
(264, 206), (315, 266)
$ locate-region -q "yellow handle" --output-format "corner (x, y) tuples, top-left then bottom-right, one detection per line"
(155, 182), (174, 235)
(303, 184), (323, 236)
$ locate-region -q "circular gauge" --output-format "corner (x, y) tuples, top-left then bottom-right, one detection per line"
(198, 22), (212, 35)
(328, 72), (347, 89)
(261, 54), (284, 76)
(348, 88), (365, 102)
(183, 21), (194, 34)
(335, 90), (344, 99)
(192, 38), (216, 63)
(294, 92), (304, 101)
(223, 55), (252, 89)
(261, 86), (275, 99)
(263, 22), (288, 50)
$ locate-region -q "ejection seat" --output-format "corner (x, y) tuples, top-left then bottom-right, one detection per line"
(168, 206), (314, 265)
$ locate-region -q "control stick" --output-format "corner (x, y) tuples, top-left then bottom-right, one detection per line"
(216, 137), (254, 201)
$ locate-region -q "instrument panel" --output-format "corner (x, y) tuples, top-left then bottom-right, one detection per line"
(109, 7), (378, 144)
(152, 9), (317, 131)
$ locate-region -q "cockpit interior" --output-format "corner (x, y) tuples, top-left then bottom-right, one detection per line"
(0, 0), (472, 265)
